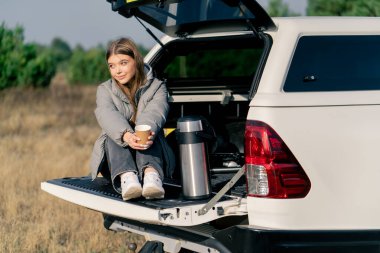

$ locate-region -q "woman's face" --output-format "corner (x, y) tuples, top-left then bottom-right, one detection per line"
(107, 54), (136, 85)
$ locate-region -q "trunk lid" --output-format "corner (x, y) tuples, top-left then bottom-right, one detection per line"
(106, 0), (275, 37)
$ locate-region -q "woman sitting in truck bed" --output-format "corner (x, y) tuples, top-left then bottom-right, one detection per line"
(90, 38), (175, 201)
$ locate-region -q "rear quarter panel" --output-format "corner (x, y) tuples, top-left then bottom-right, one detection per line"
(247, 105), (380, 229)
(247, 17), (380, 230)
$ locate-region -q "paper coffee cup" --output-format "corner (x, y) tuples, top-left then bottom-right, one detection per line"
(135, 125), (151, 145)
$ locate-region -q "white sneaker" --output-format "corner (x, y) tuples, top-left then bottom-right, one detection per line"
(120, 172), (142, 201)
(142, 172), (165, 199)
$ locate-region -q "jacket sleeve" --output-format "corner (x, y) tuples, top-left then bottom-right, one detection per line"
(136, 81), (169, 136)
(94, 84), (134, 147)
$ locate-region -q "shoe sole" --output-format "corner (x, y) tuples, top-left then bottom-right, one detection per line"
(122, 186), (142, 201)
(142, 186), (165, 199)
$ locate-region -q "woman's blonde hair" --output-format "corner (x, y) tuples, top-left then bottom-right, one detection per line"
(106, 38), (146, 122)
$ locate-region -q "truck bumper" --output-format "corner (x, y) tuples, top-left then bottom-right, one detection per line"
(214, 226), (380, 253)
(104, 215), (380, 253)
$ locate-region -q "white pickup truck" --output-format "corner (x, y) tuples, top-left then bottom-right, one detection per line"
(41, 0), (380, 252)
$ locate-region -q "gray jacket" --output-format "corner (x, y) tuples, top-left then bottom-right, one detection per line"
(90, 64), (175, 179)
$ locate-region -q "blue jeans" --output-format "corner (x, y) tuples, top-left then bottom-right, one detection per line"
(104, 136), (164, 193)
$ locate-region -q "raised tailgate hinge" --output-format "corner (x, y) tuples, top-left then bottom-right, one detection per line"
(198, 165), (246, 216)
(176, 31), (190, 39)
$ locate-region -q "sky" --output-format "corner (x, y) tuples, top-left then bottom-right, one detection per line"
(0, 0), (307, 50)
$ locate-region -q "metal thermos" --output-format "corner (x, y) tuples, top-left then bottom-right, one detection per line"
(176, 116), (211, 199)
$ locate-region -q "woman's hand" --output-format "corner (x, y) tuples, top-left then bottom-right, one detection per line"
(123, 131), (155, 150)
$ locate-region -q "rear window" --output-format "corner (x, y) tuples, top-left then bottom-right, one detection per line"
(284, 35), (380, 92)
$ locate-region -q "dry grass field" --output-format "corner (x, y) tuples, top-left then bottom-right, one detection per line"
(0, 76), (145, 252)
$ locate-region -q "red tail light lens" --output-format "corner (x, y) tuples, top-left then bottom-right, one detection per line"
(245, 120), (311, 198)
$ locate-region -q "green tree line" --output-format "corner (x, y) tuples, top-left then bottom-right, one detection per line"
(0, 24), (56, 89)
(1, 0), (379, 90)
(268, 0), (380, 16)
(0, 23), (148, 90)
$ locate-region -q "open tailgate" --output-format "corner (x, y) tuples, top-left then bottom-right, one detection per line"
(41, 174), (247, 227)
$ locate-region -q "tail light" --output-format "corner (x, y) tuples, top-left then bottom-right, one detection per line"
(244, 120), (311, 198)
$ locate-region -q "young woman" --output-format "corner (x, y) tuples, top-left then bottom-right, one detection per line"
(90, 38), (175, 201)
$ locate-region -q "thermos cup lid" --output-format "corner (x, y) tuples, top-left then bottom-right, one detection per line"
(177, 116), (203, 133)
